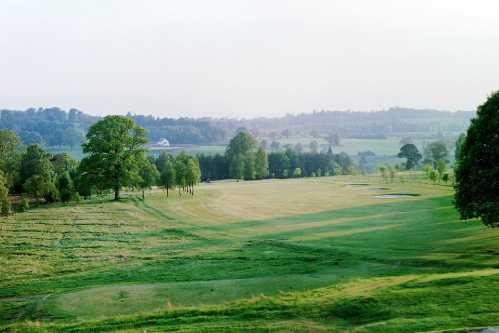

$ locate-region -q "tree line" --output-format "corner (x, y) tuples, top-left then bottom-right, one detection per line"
(197, 131), (355, 182)
(0, 116), (202, 214)
(0, 107), (226, 148)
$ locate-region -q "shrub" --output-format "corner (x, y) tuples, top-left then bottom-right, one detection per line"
(19, 196), (29, 212)
(1, 197), (11, 215)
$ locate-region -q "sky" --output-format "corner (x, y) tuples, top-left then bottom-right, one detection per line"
(1, 0), (498, 118)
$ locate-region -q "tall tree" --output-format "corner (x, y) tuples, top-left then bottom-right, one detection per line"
(255, 147), (269, 179)
(0, 130), (22, 190)
(398, 144), (422, 170)
(138, 158), (159, 200)
(229, 153), (245, 181)
(455, 91), (499, 227)
(80, 116), (148, 200)
(424, 141), (448, 168)
(243, 153), (256, 180)
(159, 157), (176, 197)
(175, 153), (188, 195)
(226, 131), (256, 180)
(185, 158), (201, 195)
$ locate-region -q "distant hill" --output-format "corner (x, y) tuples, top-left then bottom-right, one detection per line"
(0, 107), (474, 147)
(213, 107), (475, 139)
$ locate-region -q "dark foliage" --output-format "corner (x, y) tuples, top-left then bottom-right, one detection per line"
(455, 91), (499, 227)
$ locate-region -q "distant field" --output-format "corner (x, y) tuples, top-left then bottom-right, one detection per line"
(1, 175), (498, 332)
(262, 136), (430, 156)
(45, 136), (431, 161)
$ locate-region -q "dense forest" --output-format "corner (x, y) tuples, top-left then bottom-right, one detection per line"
(0, 107), (474, 147)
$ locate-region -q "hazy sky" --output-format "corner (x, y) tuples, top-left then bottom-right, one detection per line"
(1, 1), (498, 118)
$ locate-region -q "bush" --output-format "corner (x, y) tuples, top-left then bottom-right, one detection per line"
(1, 197), (11, 215)
(19, 196), (29, 212)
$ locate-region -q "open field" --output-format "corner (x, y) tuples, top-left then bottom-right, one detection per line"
(1, 175), (498, 332)
(260, 136), (431, 156)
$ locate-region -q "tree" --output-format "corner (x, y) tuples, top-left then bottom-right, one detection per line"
(442, 172), (450, 184)
(0, 171), (10, 215)
(293, 168), (302, 177)
(185, 158), (201, 195)
(20, 145), (58, 202)
(436, 160), (447, 180)
(0, 130), (22, 190)
(58, 172), (75, 203)
(259, 140), (268, 150)
(80, 116), (148, 200)
(51, 153), (77, 176)
(19, 196), (29, 212)
(63, 127), (85, 149)
(429, 169), (438, 184)
(159, 157), (176, 197)
(0, 130), (21, 168)
(379, 166), (387, 181)
(358, 151), (376, 173)
(243, 154), (256, 180)
(454, 133), (466, 163)
(388, 166), (396, 182)
(326, 133), (341, 147)
(229, 154), (245, 181)
(294, 143), (303, 154)
(455, 91), (499, 227)
(309, 140), (319, 153)
(398, 144), (422, 170)
(19, 131), (43, 145)
(175, 156), (187, 195)
(226, 131), (256, 180)
(139, 159), (159, 200)
(255, 147), (269, 179)
(424, 141), (448, 168)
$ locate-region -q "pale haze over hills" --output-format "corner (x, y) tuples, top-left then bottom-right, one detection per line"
(1, 0), (499, 118)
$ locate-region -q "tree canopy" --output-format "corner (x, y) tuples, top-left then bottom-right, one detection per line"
(80, 116), (148, 200)
(455, 91), (499, 227)
(398, 144), (422, 169)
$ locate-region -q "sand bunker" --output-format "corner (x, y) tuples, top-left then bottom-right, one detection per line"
(374, 193), (420, 199)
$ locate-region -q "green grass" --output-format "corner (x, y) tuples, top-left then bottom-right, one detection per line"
(0, 175), (498, 332)
(260, 136), (430, 156)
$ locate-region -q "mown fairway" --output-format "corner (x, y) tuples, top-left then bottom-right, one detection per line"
(1, 175), (498, 332)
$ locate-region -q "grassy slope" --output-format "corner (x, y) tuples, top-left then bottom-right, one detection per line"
(0, 175), (498, 332)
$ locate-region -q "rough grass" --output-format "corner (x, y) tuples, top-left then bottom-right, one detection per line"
(1, 174), (498, 332)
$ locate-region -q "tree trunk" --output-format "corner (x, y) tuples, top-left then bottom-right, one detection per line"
(166, 185), (169, 198)
(114, 188), (120, 201)
(142, 189), (145, 201)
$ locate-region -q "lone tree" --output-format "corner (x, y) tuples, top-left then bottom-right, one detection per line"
(455, 91), (499, 227)
(80, 116), (148, 200)
(398, 144), (422, 170)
